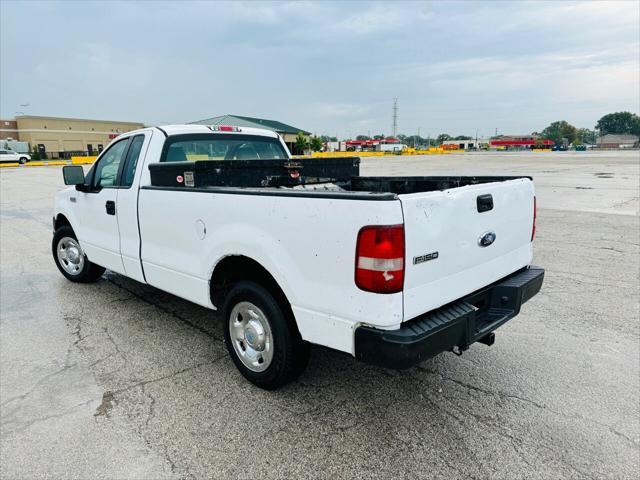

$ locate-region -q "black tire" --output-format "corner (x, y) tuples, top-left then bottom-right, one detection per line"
(52, 225), (105, 283)
(222, 281), (309, 390)
(18, 157), (28, 164)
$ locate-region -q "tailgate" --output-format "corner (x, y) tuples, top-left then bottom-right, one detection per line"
(401, 178), (535, 320)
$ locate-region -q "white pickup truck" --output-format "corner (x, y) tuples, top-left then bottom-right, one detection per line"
(53, 124), (544, 389)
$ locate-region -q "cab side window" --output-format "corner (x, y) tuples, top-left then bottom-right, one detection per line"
(93, 139), (130, 188)
(121, 135), (145, 188)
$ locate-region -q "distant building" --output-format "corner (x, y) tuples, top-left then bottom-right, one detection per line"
(0, 119), (18, 140)
(344, 137), (400, 151)
(596, 134), (639, 149)
(190, 114), (311, 154)
(0, 115), (144, 158)
(326, 141), (348, 152)
(376, 142), (406, 152)
(442, 138), (490, 150)
(489, 135), (554, 149)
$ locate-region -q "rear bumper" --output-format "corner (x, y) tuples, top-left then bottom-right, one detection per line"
(354, 266), (544, 369)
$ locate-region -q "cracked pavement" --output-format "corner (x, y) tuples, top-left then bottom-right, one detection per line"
(1, 151), (639, 479)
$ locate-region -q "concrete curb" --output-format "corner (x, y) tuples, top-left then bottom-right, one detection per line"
(0, 158), (95, 169)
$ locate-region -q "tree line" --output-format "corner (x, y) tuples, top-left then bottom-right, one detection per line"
(538, 111), (639, 145)
(298, 111), (639, 151)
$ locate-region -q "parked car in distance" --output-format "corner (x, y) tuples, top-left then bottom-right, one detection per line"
(0, 149), (31, 164)
(52, 124), (544, 389)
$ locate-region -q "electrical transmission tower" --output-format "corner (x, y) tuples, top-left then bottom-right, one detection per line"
(392, 98), (398, 137)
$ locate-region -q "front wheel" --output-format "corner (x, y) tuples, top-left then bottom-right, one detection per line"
(18, 157), (29, 164)
(222, 281), (309, 389)
(52, 225), (105, 283)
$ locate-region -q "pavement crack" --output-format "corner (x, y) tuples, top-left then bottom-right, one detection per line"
(446, 376), (549, 410)
(0, 363), (78, 408)
(110, 357), (224, 397)
(415, 366), (639, 448)
(102, 326), (128, 365)
(1, 398), (95, 436)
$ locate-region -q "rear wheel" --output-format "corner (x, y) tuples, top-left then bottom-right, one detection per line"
(52, 225), (105, 283)
(223, 281), (309, 389)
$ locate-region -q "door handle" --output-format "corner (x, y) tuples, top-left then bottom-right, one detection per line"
(105, 200), (116, 215)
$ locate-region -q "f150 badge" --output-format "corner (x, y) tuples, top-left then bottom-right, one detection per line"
(413, 252), (439, 265)
(478, 231), (497, 247)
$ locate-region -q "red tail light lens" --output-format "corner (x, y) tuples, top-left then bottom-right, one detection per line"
(531, 196), (537, 241)
(355, 225), (405, 293)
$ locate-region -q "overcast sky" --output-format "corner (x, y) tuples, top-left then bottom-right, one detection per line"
(1, 1), (638, 138)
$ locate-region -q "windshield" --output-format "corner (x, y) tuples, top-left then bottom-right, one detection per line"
(161, 134), (288, 162)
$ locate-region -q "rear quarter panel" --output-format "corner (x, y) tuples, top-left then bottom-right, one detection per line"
(138, 189), (404, 354)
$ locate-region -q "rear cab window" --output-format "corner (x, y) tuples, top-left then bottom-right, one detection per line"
(160, 134), (288, 162)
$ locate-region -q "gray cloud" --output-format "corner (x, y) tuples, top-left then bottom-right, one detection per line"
(1, 0), (638, 137)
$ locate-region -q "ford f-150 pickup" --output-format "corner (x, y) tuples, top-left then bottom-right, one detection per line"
(53, 124), (544, 389)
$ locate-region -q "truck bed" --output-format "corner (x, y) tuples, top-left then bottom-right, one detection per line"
(147, 158), (528, 198)
(349, 175), (531, 194)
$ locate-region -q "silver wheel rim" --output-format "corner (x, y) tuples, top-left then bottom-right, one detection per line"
(57, 237), (85, 275)
(229, 301), (274, 372)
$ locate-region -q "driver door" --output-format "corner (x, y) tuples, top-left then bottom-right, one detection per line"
(74, 137), (131, 274)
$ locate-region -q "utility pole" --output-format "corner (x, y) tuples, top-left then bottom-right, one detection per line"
(392, 98), (398, 138)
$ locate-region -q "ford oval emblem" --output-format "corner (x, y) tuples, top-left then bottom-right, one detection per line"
(478, 231), (496, 247)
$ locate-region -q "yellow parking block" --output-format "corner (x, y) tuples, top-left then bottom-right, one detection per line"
(0, 162), (20, 168)
(24, 161), (68, 166)
(71, 156), (97, 165)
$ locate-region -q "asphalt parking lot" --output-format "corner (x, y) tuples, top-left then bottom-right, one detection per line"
(1, 151), (639, 479)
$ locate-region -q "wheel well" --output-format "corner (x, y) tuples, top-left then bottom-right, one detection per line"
(210, 256), (291, 315)
(54, 214), (71, 231)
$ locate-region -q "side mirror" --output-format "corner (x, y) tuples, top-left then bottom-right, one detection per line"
(62, 165), (86, 186)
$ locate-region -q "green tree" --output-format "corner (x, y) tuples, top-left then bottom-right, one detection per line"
(309, 136), (323, 152)
(294, 132), (309, 153)
(436, 133), (452, 144)
(576, 128), (596, 144)
(541, 121), (577, 144)
(453, 135), (473, 140)
(596, 112), (640, 136)
(31, 146), (40, 160)
(373, 134), (385, 140)
(355, 135), (370, 141)
(319, 135), (337, 142)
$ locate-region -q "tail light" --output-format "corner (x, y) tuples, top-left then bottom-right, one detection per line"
(531, 196), (537, 241)
(355, 225), (405, 294)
